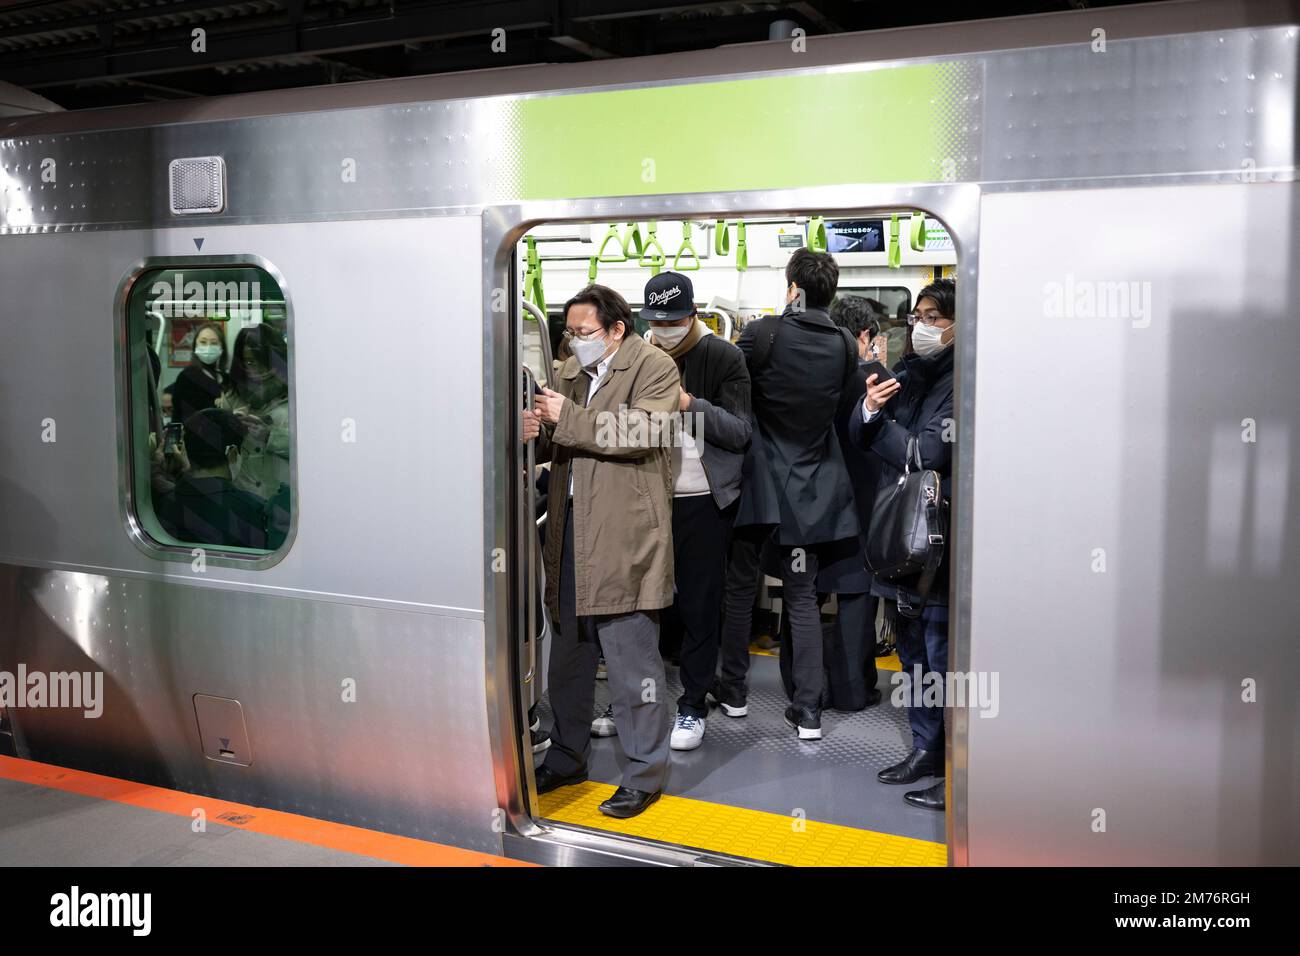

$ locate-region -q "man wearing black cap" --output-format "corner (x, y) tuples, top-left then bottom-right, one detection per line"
(641, 271), (752, 752)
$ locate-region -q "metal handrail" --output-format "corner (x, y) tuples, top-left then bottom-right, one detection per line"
(522, 364), (538, 686)
(520, 297), (554, 388)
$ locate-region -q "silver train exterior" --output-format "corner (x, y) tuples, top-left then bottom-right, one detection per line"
(1, 0), (1296, 866)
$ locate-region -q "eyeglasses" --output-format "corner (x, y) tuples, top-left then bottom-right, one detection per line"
(562, 328), (605, 342)
(906, 310), (948, 327)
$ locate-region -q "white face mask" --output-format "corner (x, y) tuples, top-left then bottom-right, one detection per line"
(652, 323), (691, 349)
(570, 333), (611, 368)
(911, 322), (951, 357)
(195, 343), (222, 366)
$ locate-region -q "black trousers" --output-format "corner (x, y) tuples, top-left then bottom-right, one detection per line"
(662, 494), (737, 718)
(779, 590), (879, 711)
(718, 524), (766, 698)
(774, 544), (823, 713)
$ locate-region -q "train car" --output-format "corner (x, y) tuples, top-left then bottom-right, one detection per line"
(0, 0), (1296, 866)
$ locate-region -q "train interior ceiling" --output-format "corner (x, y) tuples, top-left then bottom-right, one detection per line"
(516, 212), (956, 865)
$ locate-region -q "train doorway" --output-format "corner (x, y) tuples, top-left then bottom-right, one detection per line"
(493, 192), (978, 867)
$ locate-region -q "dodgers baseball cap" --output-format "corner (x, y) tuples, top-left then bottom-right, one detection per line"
(639, 271), (696, 323)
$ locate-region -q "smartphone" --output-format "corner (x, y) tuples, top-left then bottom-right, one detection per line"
(162, 421), (183, 454)
(861, 359), (897, 387)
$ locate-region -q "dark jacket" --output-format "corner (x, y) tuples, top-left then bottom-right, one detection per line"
(736, 305), (859, 547)
(675, 331), (751, 509)
(157, 474), (270, 550)
(848, 344), (955, 605)
(172, 364), (225, 425)
(816, 356), (882, 594)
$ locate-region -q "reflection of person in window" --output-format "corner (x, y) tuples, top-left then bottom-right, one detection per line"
(173, 321), (231, 425)
(156, 408), (269, 550)
(224, 324), (290, 541)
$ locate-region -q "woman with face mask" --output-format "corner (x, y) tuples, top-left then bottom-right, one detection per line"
(225, 325), (291, 543)
(847, 278), (956, 814)
(171, 321), (230, 427)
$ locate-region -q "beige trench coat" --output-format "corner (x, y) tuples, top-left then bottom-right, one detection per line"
(538, 333), (680, 620)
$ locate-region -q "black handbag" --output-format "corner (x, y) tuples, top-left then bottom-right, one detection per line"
(865, 435), (946, 619)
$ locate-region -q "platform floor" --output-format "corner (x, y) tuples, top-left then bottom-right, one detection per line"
(535, 648), (948, 866)
(0, 756), (529, 867)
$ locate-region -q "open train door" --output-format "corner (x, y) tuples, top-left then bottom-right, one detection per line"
(519, 298), (554, 757)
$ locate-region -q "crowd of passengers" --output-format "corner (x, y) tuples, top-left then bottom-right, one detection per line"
(143, 322), (292, 551)
(521, 248), (956, 820)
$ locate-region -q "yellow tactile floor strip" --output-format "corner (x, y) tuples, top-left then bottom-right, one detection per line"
(749, 644), (901, 672)
(540, 782), (946, 867)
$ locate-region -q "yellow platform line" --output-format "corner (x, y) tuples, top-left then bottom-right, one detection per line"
(539, 782), (946, 867)
(750, 644), (901, 672)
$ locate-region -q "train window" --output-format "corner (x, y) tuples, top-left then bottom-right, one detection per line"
(125, 264), (293, 559)
(836, 286), (911, 318)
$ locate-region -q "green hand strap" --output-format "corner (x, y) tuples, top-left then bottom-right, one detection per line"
(638, 221), (666, 276)
(909, 212), (927, 252)
(735, 221), (748, 272)
(596, 223), (625, 262)
(888, 214), (901, 269)
(808, 216), (827, 252)
(714, 220), (730, 256)
(523, 236), (547, 314)
(588, 256), (598, 283)
(673, 221), (701, 271)
(621, 222), (645, 259)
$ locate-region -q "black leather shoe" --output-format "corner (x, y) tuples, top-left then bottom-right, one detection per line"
(903, 779), (945, 810)
(864, 687), (883, 707)
(877, 748), (941, 785)
(598, 787), (660, 818)
(783, 705), (823, 740)
(534, 764), (588, 794)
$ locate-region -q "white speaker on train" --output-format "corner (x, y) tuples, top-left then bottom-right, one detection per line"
(168, 156), (226, 215)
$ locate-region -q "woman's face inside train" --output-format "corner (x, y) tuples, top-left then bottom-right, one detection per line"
(194, 326), (224, 366)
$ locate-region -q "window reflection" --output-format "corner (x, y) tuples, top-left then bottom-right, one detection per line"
(129, 265), (292, 555)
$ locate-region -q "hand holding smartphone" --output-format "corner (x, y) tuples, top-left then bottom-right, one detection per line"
(861, 360), (896, 387)
(162, 421), (183, 455)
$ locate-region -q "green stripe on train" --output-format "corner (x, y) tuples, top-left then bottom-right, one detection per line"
(511, 63), (975, 199)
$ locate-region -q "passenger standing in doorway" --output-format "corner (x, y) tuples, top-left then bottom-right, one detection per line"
(849, 279), (956, 811)
(641, 272), (751, 752)
(522, 284), (679, 818)
(725, 249), (861, 739)
(813, 294), (884, 712)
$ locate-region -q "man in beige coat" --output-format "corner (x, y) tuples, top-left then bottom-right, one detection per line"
(523, 283), (680, 818)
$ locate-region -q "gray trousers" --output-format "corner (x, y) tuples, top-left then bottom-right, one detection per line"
(542, 505), (670, 794)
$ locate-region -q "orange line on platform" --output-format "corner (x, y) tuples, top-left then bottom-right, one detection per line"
(0, 755), (533, 867)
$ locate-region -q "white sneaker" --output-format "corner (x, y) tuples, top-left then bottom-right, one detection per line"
(590, 703), (616, 737)
(670, 711), (706, 751)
